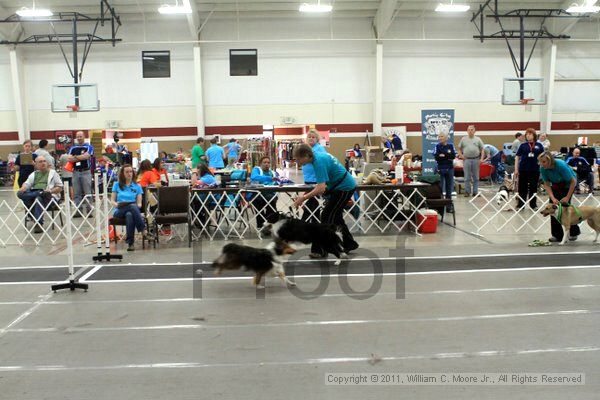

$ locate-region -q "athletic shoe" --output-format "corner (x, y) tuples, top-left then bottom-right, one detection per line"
(33, 225), (43, 234)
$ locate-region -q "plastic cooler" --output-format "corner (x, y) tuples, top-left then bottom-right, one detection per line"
(417, 209), (438, 233)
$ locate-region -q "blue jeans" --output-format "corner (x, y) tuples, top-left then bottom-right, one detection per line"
(113, 204), (145, 245)
(490, 153), (503, 183)
(438, 168), (454, 199)
(463, 159), (480, 195)
(18, 190), (50, 225)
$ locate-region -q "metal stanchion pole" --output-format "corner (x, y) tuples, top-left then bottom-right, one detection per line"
(93, 171), (103, 258)
(93, 170), (122, 262)
(52, 181), (88, 292)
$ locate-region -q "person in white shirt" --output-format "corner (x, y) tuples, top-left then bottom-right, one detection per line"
(17, 157), (63, 233)
(33, 139), (55, 169)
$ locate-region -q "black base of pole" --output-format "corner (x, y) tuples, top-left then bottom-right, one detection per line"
(93, 252), (123, 262)
(52, 279), (88, 292)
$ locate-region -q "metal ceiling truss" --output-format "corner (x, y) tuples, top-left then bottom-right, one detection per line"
(0, 0), (122, 87)
(470, 0), (587, 87)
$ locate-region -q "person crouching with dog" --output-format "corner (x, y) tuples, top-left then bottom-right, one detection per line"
(538, 152), (580, 243)
(293, 144), (359, 258)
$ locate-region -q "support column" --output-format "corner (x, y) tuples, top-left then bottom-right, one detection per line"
(373, 42), (383, 136)
(193, 45), (206, 137)
(9, 48), (29, 142)
(541, 43), (557, 135)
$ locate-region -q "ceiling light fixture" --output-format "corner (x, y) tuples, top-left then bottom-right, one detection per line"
(435, 1), (470, 12)
(299, 0), (333, 13)
(158, 0), (192, 15)
(566, 0), (600, 13)
(16, 1), (52, 18)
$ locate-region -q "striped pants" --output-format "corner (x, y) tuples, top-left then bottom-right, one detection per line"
(312, 189), (358, 255)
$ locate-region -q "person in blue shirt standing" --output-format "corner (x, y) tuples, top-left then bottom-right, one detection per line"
(294, 144), (358, 258)
(205, 137), (225, 169)
(483, 144), (503, 184)
(301, 129), (327, 223)
(110, 164), (145, 251)
(225, 139), (242, 166)
(538, 152), (579, 243)
(514, 128), (545, 210)
(433, 132), (456, 212)
(68, 131), (94, 217)
(566, 147), (594, 192)
(250, 156), (278, 229)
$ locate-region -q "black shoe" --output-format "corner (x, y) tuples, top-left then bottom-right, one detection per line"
(569, 235), (578, 241)
(548, 237), (560, 243)
(127, 244), (135, 251)
(33, 225), (43, 234)
(73, 213), (82, 218)
(309, 252), (326, 259)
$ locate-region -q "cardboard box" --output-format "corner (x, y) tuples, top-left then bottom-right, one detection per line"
(366, 146), (383, 163)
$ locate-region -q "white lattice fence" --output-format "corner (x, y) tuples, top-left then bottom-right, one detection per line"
(468, 191), (600, 238)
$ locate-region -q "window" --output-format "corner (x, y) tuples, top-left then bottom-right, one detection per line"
(230, 49), (257, 76)
(142, 51), (171, 78)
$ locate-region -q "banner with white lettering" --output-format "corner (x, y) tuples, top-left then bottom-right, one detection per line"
(421, 109), (455, 176)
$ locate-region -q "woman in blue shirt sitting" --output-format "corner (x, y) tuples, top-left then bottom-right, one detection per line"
(250, 156), (278, 229)
(111, 164), (145, 251)
(190, 163), (218, 228)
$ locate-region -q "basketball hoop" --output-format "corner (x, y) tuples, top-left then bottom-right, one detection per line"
(519, 98), (534, 105)
(66, 104), (80, 112)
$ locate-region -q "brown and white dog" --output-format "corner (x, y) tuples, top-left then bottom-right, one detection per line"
(212, 241), (297, 288)
(540, 203), (600, 245)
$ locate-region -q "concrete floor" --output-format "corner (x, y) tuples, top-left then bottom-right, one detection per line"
(1, 185), (600, 399)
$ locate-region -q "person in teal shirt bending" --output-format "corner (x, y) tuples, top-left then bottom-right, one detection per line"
(293, 144), (358, 258)
(225, 139), (242, 166)
(205, 138), (225, 169)
(250, 156), (278, 229)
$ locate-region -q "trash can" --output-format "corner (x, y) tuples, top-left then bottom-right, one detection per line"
(417, 209), (438, 233)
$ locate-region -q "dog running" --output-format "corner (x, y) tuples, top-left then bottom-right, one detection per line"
(212, 242), (296, 288)
(262, 212), (348, 260)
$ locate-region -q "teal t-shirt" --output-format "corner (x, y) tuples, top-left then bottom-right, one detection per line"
(312, 152), (356, 191)
(302, 143), (327, 184)
(111, 182), (143, 203)
(540, 159), (576, 184)
(206, 144), (225, 169)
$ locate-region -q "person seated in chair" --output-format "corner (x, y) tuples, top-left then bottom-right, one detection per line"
(250, 156), (278, 230)
(566, 147), (594, 192)
(191, 164), (218, 227)
(110, 164), (145, 252)
(18, 157), (63, 233)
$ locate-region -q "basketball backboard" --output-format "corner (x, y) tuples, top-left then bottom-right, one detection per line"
(51, 83), (100, 112)
(502, 77), (546, 105)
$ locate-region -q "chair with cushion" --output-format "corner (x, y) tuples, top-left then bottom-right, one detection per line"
(154, 186), (191, 247)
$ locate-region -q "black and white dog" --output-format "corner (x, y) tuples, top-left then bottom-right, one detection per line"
(212, 242), (296, 288)
(262, 212), (347, 261)
(496, 185), (510, 206)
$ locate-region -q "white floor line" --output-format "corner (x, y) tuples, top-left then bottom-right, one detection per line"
(79, 265), (102, 282)
(3, 250), (600, 270)
(0, 345), (597, 372)
(40, 283), (600, 305)
(1, 264), (600, 286)
(0, 293), (53, 338)
(6, 309), (597, 334)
